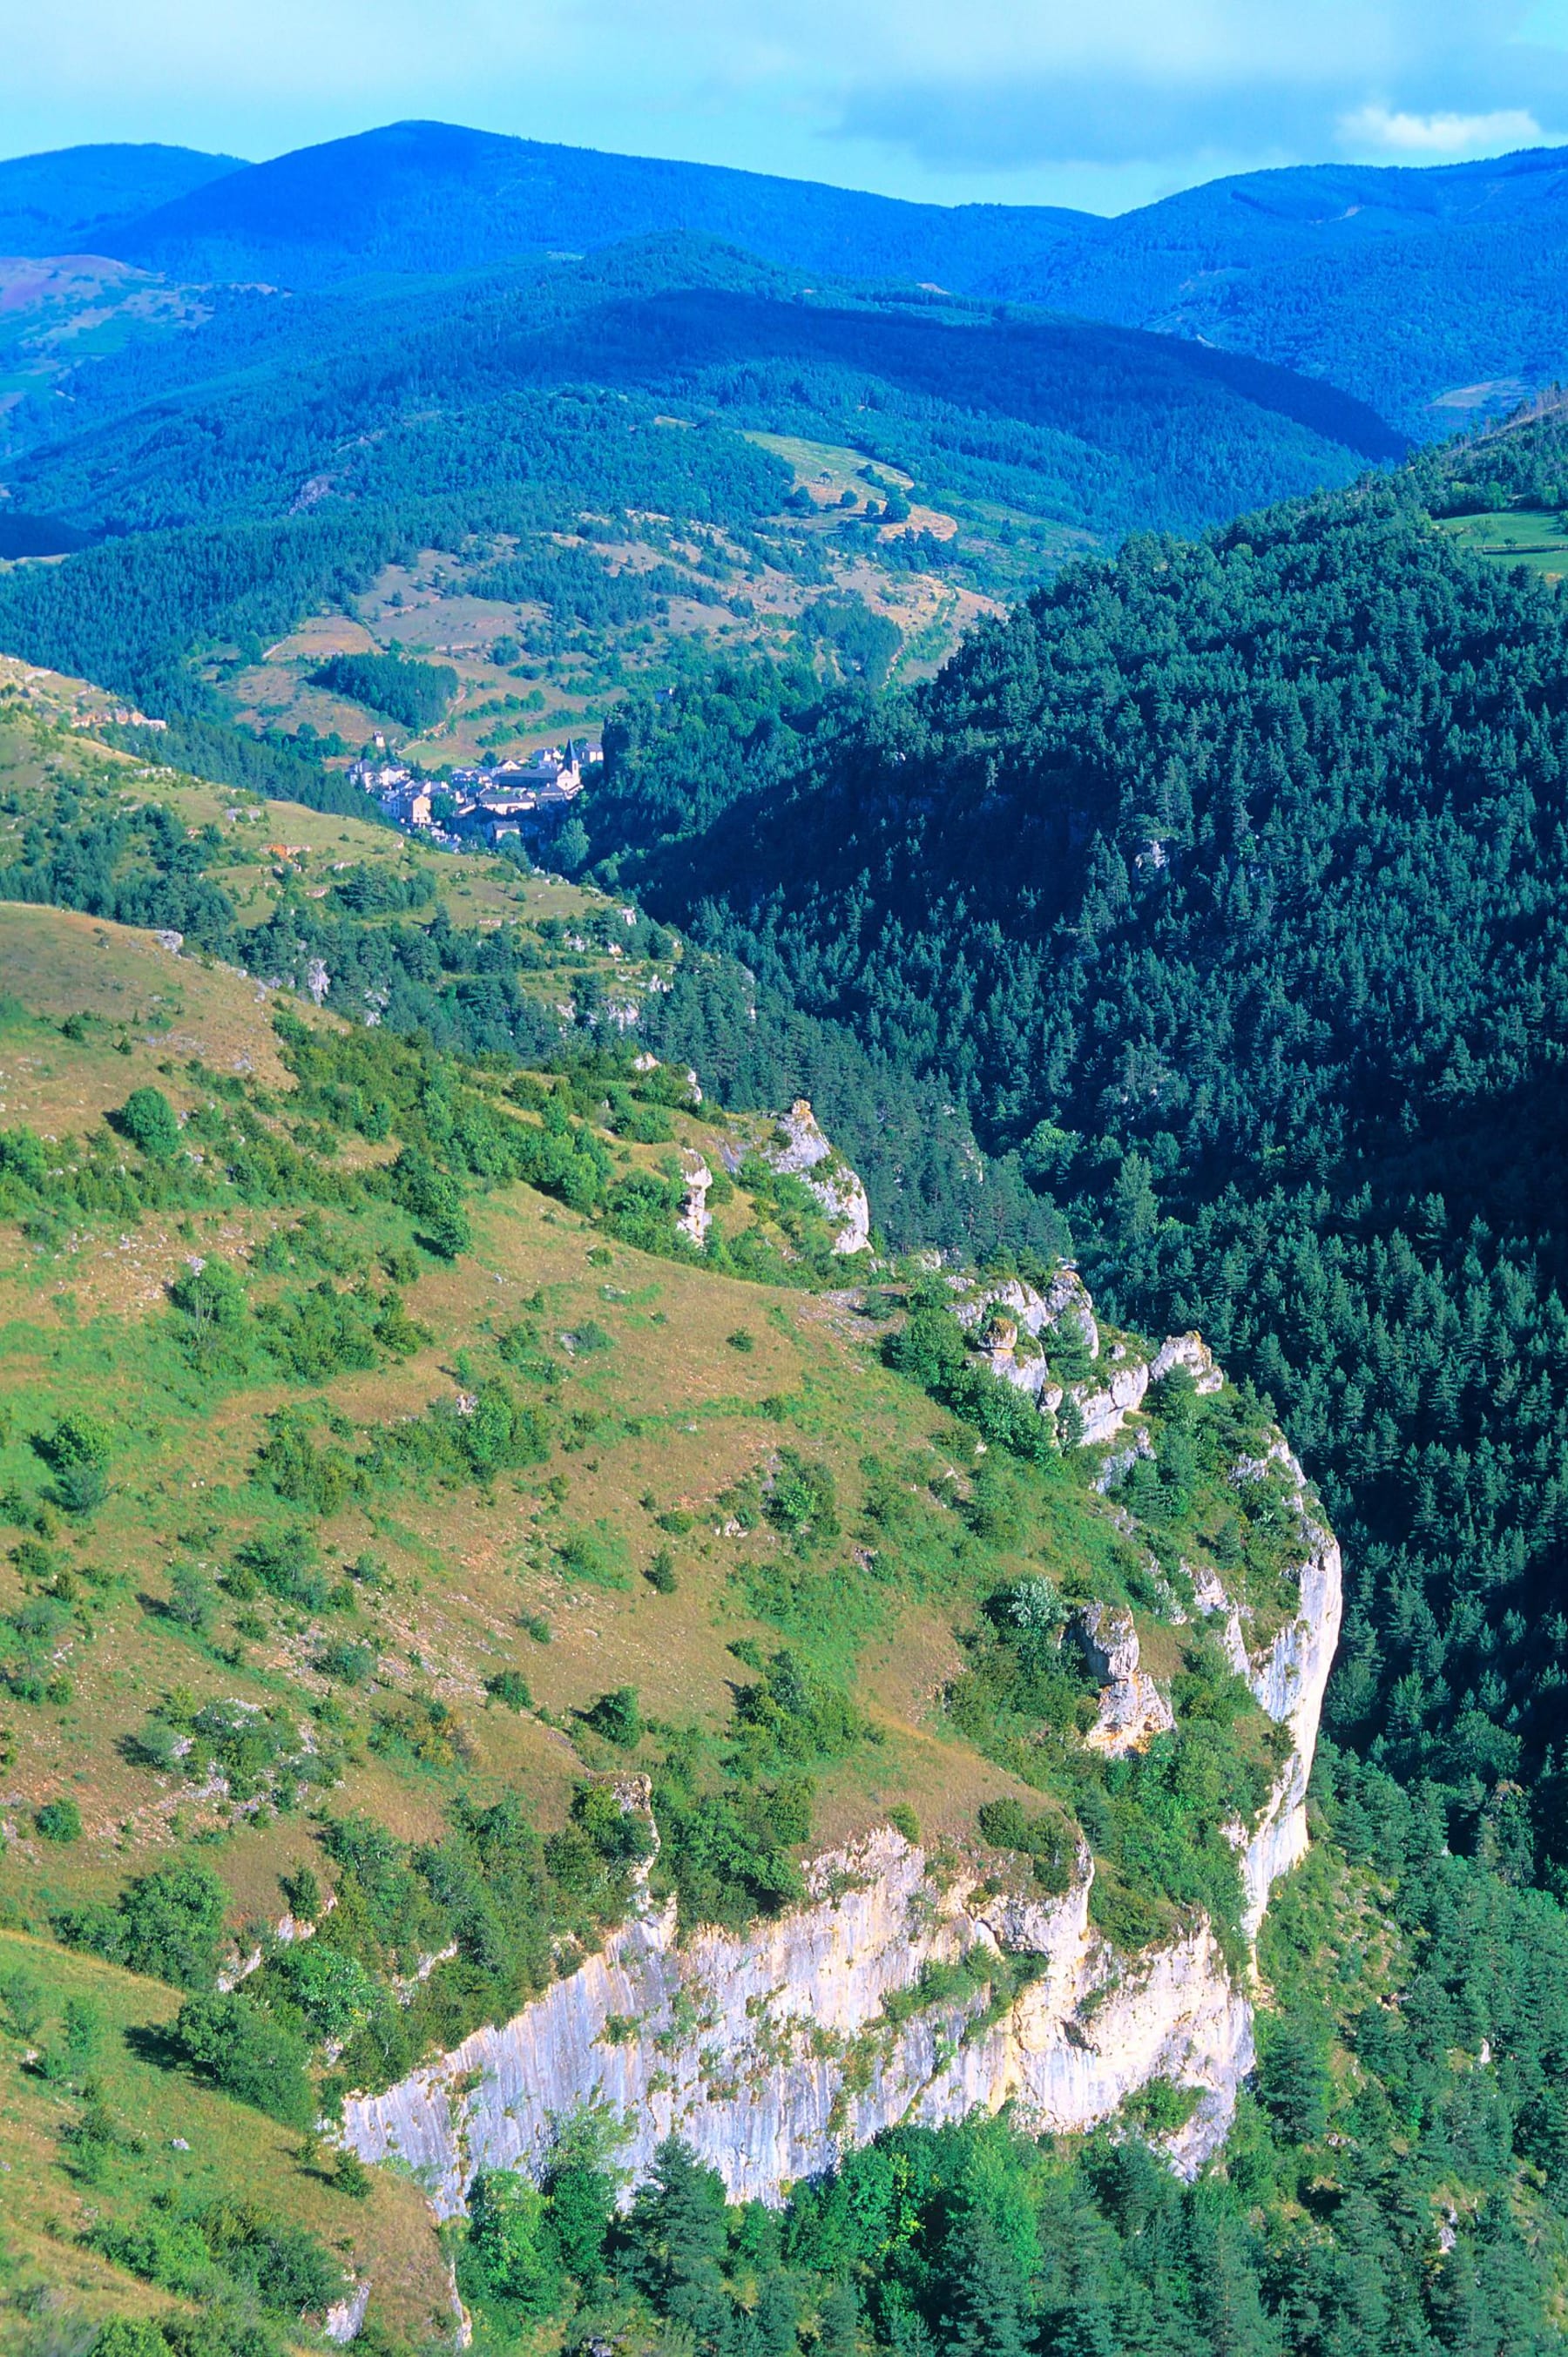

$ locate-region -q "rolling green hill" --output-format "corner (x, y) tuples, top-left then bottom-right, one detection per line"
(0, 143), (242, 258)
(3, 617), (1568, 2351)
(0, 231), (1398, 800)
(36, 118), (1568, 432)
(580, 414), (1568, 1916)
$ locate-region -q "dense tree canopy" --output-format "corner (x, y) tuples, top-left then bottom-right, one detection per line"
(591, 424), (1568, 1894)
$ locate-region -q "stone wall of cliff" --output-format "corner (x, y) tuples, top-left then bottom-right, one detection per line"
(341, 1419), (1342, 2215)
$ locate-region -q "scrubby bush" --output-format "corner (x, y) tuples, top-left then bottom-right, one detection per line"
(645, 1548), (678, 1593)
(976, 1797), (1074, 1894)
(34, 1411), (113, 1514)
(203, 2203), (344, 2313)
(166, 1563), (218, 1633)
(463, 2170), (563, 2317)
(169, 1256), (249, 1362)
(37, 1994), (103, 2086)
(732, 1650), (867, 1768)
(0, 1966), (46, 2040)
(125, 1717), (183, 1772)
(96, 2200), (342, 2319)
(56, 1861), (230, 1987)
(268, 1942), (378, 2042)
(581, 1687), (643, 1748)
(884, 1299), (1057, 1463)
(487, 1669), (533, 1712)
(118, 1086), (180, 1159)
(765, 1451), (838, 1545)
(174, 1990), (314, 2126)
(226, 1526), (331, 1610)
(93, 2321), (176, 2357)
(254, 1413), (358, 1515)
(316, 1638), (375, 1685)
(652, 1766), (812, 1929)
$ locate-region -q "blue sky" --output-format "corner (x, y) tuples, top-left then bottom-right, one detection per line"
(8, 0), (1568, 213)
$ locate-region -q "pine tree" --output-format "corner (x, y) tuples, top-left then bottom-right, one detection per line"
(939, 2219), (1032, 2357)
(817, 2278), (862, 2356)
(628, 2136), (731, 2339)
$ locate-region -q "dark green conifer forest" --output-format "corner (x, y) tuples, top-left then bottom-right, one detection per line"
(9, 165), (1568, 2336)
(593, 428), (1568, 1886)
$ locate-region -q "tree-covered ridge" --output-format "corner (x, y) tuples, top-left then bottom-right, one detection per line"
(3, 233), (1389, 549)
(0, 688), (1059, 1256)
(46, 116), (1568, 435)
(0, 226), (1398, 799)
(0, 141), (241, 257)
(586, 420), (1568, 1900)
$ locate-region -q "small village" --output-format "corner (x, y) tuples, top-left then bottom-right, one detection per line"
(347, 737), (600, 848)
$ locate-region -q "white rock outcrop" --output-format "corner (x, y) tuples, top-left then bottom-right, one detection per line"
(1151, 1332), (1224, 1395)
(1072, 1357), (1152, 1447)
(335, 1275), (1341, 2271)
(341, 1480), (1340, 2218)
(948, 1269), (1226, 1451)
(763, 1099), (872, 1255)
(342, 1828), (1254, 2215)
(950, 1266), (1098, 1361)
(1072, 1603), (1176, 1756)
(677, 1150), (713, 1246)
(324, 2284), (371, 2345)
(974, 1312), (1054, 1401)
(1233, 1449), (1342, 1935)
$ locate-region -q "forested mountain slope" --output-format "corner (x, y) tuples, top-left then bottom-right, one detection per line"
(64, 118), (1568, 431)
(91, 119), (1092, 289)
(585, 415), (1568, 1916)
(974, 146), (1568, 433)
(2, 681), (1568, 2354)
(3, 236), (1396, 536)
(0, 142), (242, 257)
(0, 235), (1391, 802)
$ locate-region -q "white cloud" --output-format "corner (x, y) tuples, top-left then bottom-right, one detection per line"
(3, 0), (1568, 211)
(1338, 102), (1545, 152)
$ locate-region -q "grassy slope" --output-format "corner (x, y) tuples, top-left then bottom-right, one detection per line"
(0, 1928), (451, 2347)
(216, 498), (1004, 761)
(1434, 503), (1568, 581)
(0, 706), (1309, 2341)
(0, 898), (1085, 1890)
(0, 655), (672, 1035)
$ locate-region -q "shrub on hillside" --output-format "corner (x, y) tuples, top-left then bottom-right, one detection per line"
(56, 1861), (230, 1987)
(117, 1086), (181, 1159)
(581, 1687), (642, 1748)
(33, 1410), (113, 1513)
(174, 1989), (314, 2126)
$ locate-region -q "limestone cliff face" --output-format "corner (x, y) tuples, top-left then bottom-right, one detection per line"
(677, 1150), (713, 1246)
(947, 1271), (1227, 1449)
(759, 1100), (872, 1256)
(341, 1437), (1341, 2213)
(1228, 1445), (1343, 1936)
(342, 1831), (1254, 2215)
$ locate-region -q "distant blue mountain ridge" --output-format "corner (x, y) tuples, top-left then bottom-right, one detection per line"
(13, 119), (1568, 432)
(0, 141), (243, 257)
